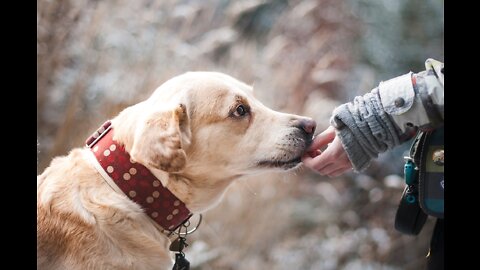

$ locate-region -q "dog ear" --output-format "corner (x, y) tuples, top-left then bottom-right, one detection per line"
(130, 104), (191, 173)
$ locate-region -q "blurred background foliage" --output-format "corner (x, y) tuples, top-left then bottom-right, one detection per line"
(37, 0), (443, 269)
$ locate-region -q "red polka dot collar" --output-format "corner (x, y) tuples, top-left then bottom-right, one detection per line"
(85, 121), (192, 233)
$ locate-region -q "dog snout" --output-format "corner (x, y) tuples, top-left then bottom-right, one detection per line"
(292, 118), (317, 136)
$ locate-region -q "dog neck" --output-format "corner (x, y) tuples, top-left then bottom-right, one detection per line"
(85, 121), (192, 232)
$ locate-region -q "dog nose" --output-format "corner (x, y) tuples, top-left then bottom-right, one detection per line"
(293, 118), (317, 136)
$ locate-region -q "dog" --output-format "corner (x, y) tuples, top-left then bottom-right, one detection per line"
(37, 72), (316, 269)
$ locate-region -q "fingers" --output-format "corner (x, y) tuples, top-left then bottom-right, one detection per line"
(307, 126), (336, 152)
(302, 134), (353, 177)
(302, 147), (338, 173)
(301, 152), (321, 170)
(304, 156), (351, 177)
(304, 149), (322, 159)
(326, 166), (352, 178)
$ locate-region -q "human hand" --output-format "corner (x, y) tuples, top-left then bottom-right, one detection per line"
(302, 126), (353, 177)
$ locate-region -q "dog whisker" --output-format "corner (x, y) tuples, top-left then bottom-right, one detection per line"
(240, 180), (258, 197)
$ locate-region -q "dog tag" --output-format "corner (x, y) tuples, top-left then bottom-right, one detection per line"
(172, 253), (190, 270)
(169, 237), (186, 252)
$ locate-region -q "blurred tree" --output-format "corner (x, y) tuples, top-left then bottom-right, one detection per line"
(231, 0), (288, 41)
(348, 0), (444, 80)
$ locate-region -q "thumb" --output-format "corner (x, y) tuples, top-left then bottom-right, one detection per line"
(307, 125), (336, 152)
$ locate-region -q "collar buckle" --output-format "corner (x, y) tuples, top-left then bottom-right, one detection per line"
(85, 121), (113, 148)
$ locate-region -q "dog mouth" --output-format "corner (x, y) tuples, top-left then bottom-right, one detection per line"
(257, 156), (302, 170)
(256, 134), (312, 170)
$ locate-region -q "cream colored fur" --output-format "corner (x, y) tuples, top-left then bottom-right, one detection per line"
(37, 72), (315, 269)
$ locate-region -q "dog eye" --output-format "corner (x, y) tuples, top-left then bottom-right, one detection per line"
(233, 104), (248, 117)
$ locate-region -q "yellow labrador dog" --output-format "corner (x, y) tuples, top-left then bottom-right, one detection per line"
(37, 72), (316, 269)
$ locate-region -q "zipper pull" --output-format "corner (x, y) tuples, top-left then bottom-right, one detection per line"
(403, 157), (416, 185)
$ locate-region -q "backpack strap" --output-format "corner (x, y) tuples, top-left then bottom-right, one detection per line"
(417, 127), (444, 218)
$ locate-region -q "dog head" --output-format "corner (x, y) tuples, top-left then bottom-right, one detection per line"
(113, 72), (316, 183)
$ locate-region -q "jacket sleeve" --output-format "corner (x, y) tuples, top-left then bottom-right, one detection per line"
(330, 59), (444, 172)
(379, 58), (444, 133)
